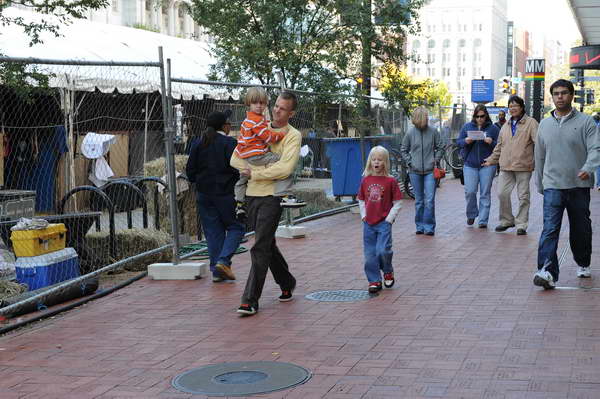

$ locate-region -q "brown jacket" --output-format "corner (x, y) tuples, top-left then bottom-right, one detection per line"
(485, 114), (538, 171)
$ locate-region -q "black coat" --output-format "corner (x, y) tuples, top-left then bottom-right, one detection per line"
(186, 133), (240, 196)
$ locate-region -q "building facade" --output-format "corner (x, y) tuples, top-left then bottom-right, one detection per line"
(406, 0), (508, 104)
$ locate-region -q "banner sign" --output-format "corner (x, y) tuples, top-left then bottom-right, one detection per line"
(524, 58), (545, 122)
(570, 45), (600, 70)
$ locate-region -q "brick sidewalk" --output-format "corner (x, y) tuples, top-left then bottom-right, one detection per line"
(1, 178), (600, 399)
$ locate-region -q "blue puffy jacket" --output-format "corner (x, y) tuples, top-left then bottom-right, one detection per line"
(457, 121), (499, 169)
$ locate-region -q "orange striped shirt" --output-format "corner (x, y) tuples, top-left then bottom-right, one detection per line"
(234, 111), (286, 158)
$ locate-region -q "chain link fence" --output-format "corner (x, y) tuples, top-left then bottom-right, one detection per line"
(0, 49), (475, 323)
(0, 55), (175, 319)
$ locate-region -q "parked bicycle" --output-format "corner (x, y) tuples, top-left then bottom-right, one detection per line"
(389, 148), (414, 199)
(444, 142), (464, 180)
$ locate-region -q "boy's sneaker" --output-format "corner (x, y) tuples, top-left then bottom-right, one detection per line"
(215, 263), (236, 280)
(368, 281), (382, 293)
(577, 266), (591, 278)
(533, 269), (555, 290)
(212, 275), (224, 283)
(279, 288), (294, 302)
(280, 195), (306, 208)
(237, 304), (257, 316)
(235, 201), (246, 218)
(383, 273), (395, 288)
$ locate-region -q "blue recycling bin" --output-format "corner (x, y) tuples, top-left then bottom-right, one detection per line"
(324, 136), (396, 197)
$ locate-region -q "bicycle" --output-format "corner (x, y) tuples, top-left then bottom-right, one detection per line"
(444, 143), (464, 180)
(389, 148), (414, 199)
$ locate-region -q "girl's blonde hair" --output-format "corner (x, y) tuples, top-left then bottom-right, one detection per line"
(363, 145), (391, 177)
(245, 87), (269, 106)
(411, 106), (429, 130)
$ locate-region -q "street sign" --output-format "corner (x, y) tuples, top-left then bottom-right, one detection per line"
(471, 79), (495, 103)
(524, 59), (545, 122)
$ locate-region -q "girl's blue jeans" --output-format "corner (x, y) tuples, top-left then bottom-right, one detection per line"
(363, 220), (394, 283)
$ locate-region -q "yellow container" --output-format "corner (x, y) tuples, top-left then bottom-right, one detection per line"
(10, 223), (67, 258)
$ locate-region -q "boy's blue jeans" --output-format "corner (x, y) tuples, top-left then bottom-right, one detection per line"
(538, 188), (592, 282)
(463, 165), (496, 225)
(363, 220), (394, 283)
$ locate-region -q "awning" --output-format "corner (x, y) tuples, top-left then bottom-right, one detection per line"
(0, 7), (222, 98)
(568, 0), (600, 45)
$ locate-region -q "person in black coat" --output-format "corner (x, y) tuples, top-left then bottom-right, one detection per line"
(186, 110), (245, 282)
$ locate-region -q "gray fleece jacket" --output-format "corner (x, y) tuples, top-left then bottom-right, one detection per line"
(535, 108), (600, 194)
(400, 126), (444, 175)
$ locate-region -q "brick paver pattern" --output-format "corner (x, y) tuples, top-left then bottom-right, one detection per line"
(1, 179), (599, 399)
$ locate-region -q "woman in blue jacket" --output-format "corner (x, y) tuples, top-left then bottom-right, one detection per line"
(186, 110), (245, 282)
(457, 105), (499, 228)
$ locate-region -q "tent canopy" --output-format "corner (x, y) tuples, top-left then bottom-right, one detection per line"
(0, 7), (218, 98)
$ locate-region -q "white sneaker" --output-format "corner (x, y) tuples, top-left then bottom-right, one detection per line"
(533, 269), (555, 290)
(280, 196), (306, 208)
(577, 266), (591, 278)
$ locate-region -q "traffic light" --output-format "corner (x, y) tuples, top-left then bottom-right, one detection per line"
(498, 76), (511, 94)
(586, 89), (595, 105)
(575, 89), (585, 105)
(569, 69), (584, 85)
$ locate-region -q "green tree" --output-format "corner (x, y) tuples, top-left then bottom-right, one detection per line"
(188, 0), (424, 92)
(378, 62), (451, 113)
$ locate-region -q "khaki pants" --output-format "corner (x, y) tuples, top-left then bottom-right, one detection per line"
(497, 170), (532, 230)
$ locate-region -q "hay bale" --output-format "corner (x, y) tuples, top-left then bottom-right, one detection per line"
(143, 155), (198, 237)
(0, 280), (27, 301)
(289, 188), (341, 218)
(86, 228), (172, 271)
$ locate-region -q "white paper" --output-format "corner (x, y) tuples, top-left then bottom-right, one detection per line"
(300, 145), (310, 157)
(467, 130), (486, 140)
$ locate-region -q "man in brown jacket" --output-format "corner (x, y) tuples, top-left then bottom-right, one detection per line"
(484, 96), (538, 235)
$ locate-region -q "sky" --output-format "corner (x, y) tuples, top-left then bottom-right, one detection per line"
(507, 0), (581, 46)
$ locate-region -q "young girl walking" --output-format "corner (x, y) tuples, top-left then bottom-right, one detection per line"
(357, 146), (403, 293)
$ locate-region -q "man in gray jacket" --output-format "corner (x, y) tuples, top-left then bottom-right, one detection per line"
(533, 79), (600, 290)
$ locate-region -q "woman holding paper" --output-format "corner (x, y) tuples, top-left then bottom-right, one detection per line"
(457, 105), (500, 228)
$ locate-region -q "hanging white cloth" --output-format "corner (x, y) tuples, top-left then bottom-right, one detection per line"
(81, 132), (117, 187)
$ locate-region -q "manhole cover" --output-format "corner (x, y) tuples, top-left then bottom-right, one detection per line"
(172, 361), (311, 396)
(305, 289), (373, 302)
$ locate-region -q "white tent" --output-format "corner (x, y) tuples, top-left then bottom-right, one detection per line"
(0, 7), (216, 98)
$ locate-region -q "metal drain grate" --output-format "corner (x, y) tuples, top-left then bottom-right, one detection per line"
(172, 361), (311, 396)
(305, 289), (373, 302)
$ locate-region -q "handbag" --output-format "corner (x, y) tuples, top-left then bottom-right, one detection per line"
(433, 165), (446, 180)
(432, 134), (445, 180)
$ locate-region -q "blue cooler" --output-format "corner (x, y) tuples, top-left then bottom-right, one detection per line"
(16, 248), (80, 291)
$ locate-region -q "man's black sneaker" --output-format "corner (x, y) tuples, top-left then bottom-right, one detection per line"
(237, 304), (257, 316)
(279, 289), (294, 302)
(495, 224), (515, 232)
(467, 218), (475, 225)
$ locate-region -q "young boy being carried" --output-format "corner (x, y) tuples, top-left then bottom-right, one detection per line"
(234, 87), (303, 218)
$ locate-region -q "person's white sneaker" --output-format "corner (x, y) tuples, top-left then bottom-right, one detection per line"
(577, 266), (591, 278)
(533, 269), (555, 290)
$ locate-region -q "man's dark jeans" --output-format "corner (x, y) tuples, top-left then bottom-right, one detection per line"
(538, 188), (592, 282)
(241, 196), (296, 308)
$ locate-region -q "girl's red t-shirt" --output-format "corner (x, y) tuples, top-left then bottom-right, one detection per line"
(357, 175), (402, 225)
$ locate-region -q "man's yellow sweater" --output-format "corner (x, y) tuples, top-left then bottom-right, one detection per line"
(230, 124), (301, 197)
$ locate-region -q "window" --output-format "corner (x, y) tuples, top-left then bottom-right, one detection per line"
(145, 0), (151, 11)
(463, 54), (466, 62)
(112, 0), (118, 12)
(443, 39), (450, 48)
(428, 39), (436, 49)
(413, 40), (421, 50)
(473, 38), (482, 47)
(431, 68), (436, 76)
(458, 39), (466, 48)
(464, 24), (467, 31)
(479, 24), (482, 31)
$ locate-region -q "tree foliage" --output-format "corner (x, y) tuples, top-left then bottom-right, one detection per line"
(189, 0), (424, 92)
(378, 62), (451, 113)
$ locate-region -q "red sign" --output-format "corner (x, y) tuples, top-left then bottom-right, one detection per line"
(570, 45), (600, 69)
